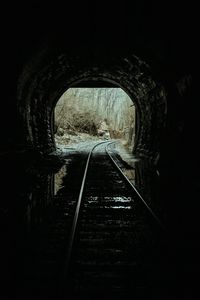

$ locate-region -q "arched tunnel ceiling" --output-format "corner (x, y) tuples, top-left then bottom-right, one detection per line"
(12, 1), (197, 79)
(17, 45), (167, 160)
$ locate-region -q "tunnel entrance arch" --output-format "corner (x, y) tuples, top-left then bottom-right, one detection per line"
(17, 49), (167, 162)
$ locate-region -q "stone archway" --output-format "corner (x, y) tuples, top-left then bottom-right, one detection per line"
(17, 48), (167, 161)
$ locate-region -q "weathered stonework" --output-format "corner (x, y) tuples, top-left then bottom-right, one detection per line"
(17, 48), (167, 162)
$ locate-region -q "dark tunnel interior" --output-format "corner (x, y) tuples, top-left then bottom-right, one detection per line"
(1, 1), (200, 299)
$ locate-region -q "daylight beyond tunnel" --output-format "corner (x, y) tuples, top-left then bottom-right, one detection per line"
(55, 88), (135, 149)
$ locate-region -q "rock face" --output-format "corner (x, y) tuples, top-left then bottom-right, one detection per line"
(55, 88), (135, 147)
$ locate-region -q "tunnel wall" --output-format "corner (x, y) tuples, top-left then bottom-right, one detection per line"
(17, 49), (167, 161)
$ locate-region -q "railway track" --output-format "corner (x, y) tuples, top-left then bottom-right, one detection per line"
(60, 141), (165, 298)
(19, 140), (166, 299)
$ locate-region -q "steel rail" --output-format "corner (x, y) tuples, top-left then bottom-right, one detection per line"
(64, 140), (110, 275)
(106, 141), (165, 230)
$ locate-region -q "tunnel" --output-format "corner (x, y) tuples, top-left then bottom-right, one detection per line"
(1, 1), (200, 299)
(17, 49), (167, 162)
